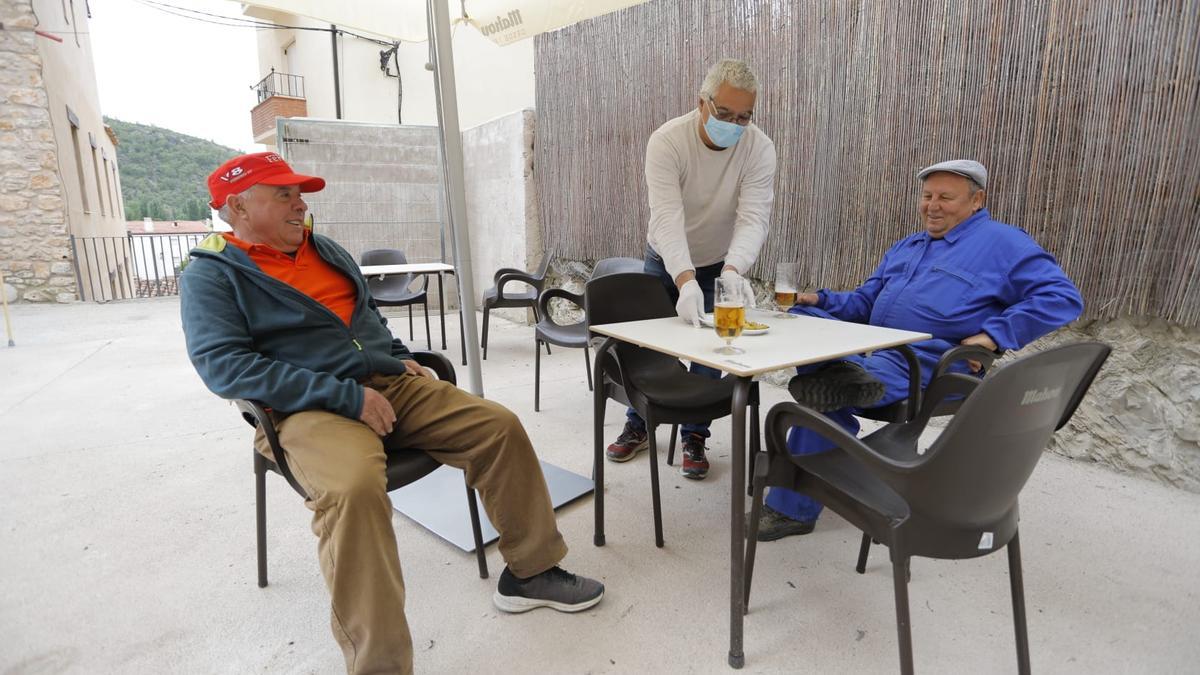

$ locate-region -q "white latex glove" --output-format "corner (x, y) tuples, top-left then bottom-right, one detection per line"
(720, 269), (757, 309)
(675, 279), (705, 327)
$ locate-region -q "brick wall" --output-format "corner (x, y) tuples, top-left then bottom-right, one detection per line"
(0, 0), (76, 303)
(251, 96), (307, 143)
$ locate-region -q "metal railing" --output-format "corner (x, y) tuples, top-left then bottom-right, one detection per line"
(253, 70), (305, 103)
(70, 233), (209, 301)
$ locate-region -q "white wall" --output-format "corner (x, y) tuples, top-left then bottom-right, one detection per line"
(462, 109), (540, 320)
(246, 4), (534, 140)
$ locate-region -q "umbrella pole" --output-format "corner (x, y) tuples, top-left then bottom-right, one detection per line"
(1, 272), (14, 347)
(429, 0), (484, 396)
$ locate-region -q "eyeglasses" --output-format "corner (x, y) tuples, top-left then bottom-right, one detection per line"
(707, 97), (753, 126)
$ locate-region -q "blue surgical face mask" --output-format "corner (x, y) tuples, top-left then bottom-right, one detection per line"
(703, 99), (746, 149)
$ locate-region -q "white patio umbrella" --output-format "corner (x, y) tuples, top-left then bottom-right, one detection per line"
(238, 0), (653, 395)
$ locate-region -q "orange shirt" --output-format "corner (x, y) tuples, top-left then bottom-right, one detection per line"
(223, 231), (357, 325)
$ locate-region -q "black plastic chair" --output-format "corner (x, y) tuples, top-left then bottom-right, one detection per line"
(745, 342), (1111, 674)
(532, 257), (646, 412)
(850, 344), (1003, 424)
(588, 272), (760, 548)
(481, 249), (554, 359)
(236, 351), (489, 588)
(360, 249), (431, 350)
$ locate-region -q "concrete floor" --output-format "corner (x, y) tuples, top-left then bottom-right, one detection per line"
(1, 297), (1198, 674)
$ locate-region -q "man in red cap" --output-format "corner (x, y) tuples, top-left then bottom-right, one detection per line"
(181, 152), (604, 674)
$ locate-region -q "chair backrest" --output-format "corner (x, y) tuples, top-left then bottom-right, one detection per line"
(585, 271), (674, 326)
(360, 248), (418, 295)
(585, 272), (678, 388)
(533, 248), (555, 281)
(898, 341), (1110, 529)
(591, 257), (644, 280)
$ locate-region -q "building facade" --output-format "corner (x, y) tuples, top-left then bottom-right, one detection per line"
(0, 0), (126, 303)
(243, 4), (535, 146)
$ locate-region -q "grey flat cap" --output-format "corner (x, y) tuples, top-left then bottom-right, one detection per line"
(918, 160), (987, 190)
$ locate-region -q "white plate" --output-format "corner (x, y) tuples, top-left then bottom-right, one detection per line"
(699, 313), (770, 336)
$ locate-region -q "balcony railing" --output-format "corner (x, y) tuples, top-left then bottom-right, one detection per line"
(253, 70), (305, 103)
(70, 233), (210, 301)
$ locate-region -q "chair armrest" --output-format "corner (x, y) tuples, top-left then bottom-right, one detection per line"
(933, 344), (1002, 380)
(233, 399), (307, 497)
(908, 373), (983, 431)
(493, 266), (525, 281)
(887, 344), (923, 420)
(537, 288), (585, 327)
(496, 271), (538, 299)
(411, 350), (456, 385)
(765, 401), (925, 475)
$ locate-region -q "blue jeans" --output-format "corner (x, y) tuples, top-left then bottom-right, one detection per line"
(624, 247), (724, 439)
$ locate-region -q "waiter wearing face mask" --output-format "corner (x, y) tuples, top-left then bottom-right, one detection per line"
(604, 58), (778, 484)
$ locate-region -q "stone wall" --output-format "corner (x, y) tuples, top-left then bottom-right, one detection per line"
(0, 0), (75, 303)
(546, 259), (1200, 493)
(1038, 318), (1200, 493)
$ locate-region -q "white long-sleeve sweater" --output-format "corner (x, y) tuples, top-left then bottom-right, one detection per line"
(644, 108), (777, 281)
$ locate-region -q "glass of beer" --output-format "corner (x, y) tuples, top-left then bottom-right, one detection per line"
(774, 262), (799, 318)
(713, 277), (746, 355)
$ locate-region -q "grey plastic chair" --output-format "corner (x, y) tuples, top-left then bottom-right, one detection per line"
(360, 249), (431, 350)
(236, 351), (489, 587)
(481, 249), (554, 359)
(587, 271), (760, 548)
(744, 341), (1111, 674)
(532, 257), (646, 411)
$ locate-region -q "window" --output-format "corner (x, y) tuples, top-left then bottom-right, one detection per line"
(103, 154), (116, 219)
(67, 107), (89, 214)
(91, 140), (106, 216)
(111, 163), (123, 216)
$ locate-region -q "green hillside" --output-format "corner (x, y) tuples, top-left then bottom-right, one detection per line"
(105, 117), (241, 221)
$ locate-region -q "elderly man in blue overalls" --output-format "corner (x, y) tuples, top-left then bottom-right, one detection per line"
(755, 159), (1085, 541)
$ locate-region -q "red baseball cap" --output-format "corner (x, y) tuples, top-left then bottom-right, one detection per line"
(207, 152), (326, 209)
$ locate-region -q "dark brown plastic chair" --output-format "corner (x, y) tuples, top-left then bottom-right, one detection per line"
(744, 341), (1111, 674)
(532, 257), (646, 411)
(481, 249), (554, 359)
(360, 249), (431, 350)
(587, 271), (760, 548)
(236, 351), (489, 588)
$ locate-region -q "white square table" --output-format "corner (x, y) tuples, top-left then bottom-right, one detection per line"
(359, 262), (465, 364)
(590, 308), (931, 668)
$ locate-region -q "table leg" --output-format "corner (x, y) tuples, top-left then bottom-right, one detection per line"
(436, 272), (448, 350)
(729, 375), (752, 668)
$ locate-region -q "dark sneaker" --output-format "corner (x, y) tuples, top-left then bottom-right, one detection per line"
(746, 504), (816, 541)
(787, 361), (886, 412)
(606, 422), (648, 462)
(680, 434), (710, 480)
(493, 566), (605, 613)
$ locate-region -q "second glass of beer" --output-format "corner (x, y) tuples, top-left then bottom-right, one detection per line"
(775, 262), (799, 317)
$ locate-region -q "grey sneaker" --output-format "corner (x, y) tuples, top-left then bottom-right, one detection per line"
(746, 504), (816, 542)
(787, 361), (885, 412)
(493, 566), (605, 613)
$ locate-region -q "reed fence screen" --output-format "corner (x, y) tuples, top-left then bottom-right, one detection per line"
(533, 0), (1200, 325)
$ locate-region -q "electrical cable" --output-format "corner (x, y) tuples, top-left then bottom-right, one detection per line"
(133, 0), (399, 46)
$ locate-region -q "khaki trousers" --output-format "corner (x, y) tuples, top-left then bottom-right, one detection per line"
(255, 372), (568, 675)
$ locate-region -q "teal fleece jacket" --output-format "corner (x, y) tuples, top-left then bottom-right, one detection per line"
(179, 233), (413, 419)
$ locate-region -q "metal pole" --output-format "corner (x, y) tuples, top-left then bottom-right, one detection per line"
(429, 0), (484, 396)
(331, 25), (342, 119)
(1, 271), (15, 346)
